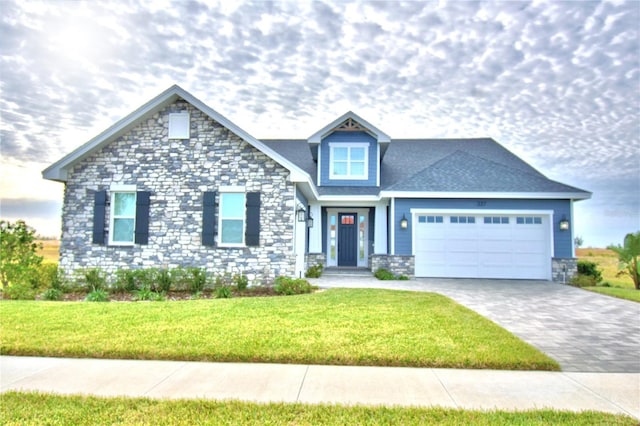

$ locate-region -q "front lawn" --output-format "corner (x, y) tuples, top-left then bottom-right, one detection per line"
(584, 286), (640, 302)
(2, 392), (636, 426)
(0, 288), (558, 370)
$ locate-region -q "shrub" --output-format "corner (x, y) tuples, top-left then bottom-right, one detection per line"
(41, 288), (63, 301)
(2, 281), (39, 300)
(113, 269), (138, 293)
(577, 260), (602, 283)
(233, 273), (248, 291)
(186, 267), (207, 294)
(274, 276), (314, 295)
(155, 268), (173, 293)
(0, 220), (43, 289)
(570, 274), (597, 288)
(134, 285), (165, 301)
(216, 285), (232, 299)
(304, 264), (324, 278)
(85, 289), (109, 302)
(78, 268), (107, 292)
(374, 268), (396, 280)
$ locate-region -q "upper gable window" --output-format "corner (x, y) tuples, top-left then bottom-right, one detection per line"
(168, 112), (190, 139)
(329, 143), (368, 180)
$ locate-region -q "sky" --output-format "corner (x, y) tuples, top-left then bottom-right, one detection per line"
(0, 0), (638, 248)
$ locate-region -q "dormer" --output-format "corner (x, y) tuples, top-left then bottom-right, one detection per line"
(308, 112), (391, 187)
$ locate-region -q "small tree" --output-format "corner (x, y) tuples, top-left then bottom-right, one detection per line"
(0, 220), (43, 288)
(574, 236), (584, 249)
(607, 231), (640, 290)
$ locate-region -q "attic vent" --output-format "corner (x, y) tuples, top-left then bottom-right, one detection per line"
(336, 118), (365, 132)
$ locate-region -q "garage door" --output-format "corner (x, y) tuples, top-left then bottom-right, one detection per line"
(414, 213), (551, 279)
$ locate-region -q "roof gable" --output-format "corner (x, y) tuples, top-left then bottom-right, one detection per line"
(42, 85), (310, 182)
(308, 111), (391, 145)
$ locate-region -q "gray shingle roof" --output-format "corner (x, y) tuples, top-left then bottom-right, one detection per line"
(261, 138), (590, 197)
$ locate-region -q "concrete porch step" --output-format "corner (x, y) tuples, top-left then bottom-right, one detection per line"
(322, 267), (373, 277)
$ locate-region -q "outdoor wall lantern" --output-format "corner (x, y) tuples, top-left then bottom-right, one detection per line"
(400, 214), (409, 229)
(307, 213), (314, 228)
(559, 218), (570, 231)
(296, 207), (306, 222)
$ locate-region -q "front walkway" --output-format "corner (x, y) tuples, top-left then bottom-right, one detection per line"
(310, 276), (640, 373)
(1, 356), (638, 419)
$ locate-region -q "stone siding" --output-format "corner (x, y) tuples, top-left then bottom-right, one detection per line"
(305, 253), (327, 269)
(552, 257), (578, 283)
(60, 100), (295, 285)
(370, 254), (415, 278)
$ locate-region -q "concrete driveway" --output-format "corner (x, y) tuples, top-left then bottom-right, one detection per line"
(313, 276), (640, 373)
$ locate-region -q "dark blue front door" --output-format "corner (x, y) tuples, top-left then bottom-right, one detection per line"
(338, 213), (357, 266)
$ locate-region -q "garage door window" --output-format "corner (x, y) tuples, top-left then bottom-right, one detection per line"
(419, 215), (443, 223)
(517, 216), (542, 225)
(450, 216), (475, 224)
(484, 216), (509, 224)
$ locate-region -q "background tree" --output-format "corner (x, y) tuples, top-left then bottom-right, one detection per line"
(574, 236), (584, 248)
(607, 231), (640, 290)
(0, 220), (43, 288)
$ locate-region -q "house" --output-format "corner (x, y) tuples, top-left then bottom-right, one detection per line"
(43, 85), (591, 283)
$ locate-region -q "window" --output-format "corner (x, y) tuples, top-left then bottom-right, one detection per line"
(517, 216), (543, 225)
(450, 216), (476, 224)
(329, 143), (368, 180)
(168, 112), (190, 139)
(484, 216), (509, 224)
(219, 192), (245, 245)
(110, 191), (136, 244)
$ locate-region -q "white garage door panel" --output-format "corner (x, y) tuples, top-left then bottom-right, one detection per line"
(414, 214), (550, 280)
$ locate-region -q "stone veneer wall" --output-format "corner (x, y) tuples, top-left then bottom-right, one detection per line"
(305, 253), (327, 269)
(59, 100), (296, 285)
(370, 254), (415, 278)
(552, 258), (578, 283)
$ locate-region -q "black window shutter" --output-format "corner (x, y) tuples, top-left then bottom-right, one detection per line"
(92, 190), (107, 244)
(135, 191), (151, 245)
(245, 192), (261, 246)
(202, 191), (217, 246)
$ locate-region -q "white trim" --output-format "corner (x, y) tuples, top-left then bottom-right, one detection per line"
(569, 200), (575, 256)
(376, 143), (380, 187)
(109, 183), (136, 191)
(390, 198), (396, 255)
(328, 142), (369, 180)
(382, 190), (591, 200)
(325, 208), (370, 267)
(108, 189), (137, 246)
(217, 192), (246, 247)
(374, 201), (388, 254)
(219, 185), (246, 193)
(308, 203), (322, 253)
(316, 145), (322, 185)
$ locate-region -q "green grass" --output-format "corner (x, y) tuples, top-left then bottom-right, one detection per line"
(577, 248), (638, 302)
(1, 392), (636, 426)
(584, 286), (640, 302)
(0, 288), (558, 370)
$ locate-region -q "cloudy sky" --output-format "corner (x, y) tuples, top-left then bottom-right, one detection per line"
(1, 0), (638, 247)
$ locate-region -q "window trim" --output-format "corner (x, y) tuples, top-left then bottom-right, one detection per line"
(168, 112), (190, 139)
(108, 185), (137, 246)
(218, 187), (246, 247)
(329, 142), (369, 180)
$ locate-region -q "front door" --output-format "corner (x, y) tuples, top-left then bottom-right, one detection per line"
(338, 213), (357, 266)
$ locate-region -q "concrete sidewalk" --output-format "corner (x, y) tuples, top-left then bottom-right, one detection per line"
(1, 356), (638, 419)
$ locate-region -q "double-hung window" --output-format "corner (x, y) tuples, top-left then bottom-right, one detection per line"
(109, 190), (136, 245)
(329, 143), (368, 180)
(219, 192), (246, 246)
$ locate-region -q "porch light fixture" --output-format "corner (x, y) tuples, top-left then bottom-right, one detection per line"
(400, 214), (409, 229)
(559, 218), (570, 231)
(296, 207), (306, 222)
(307, 213), (314, 228)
